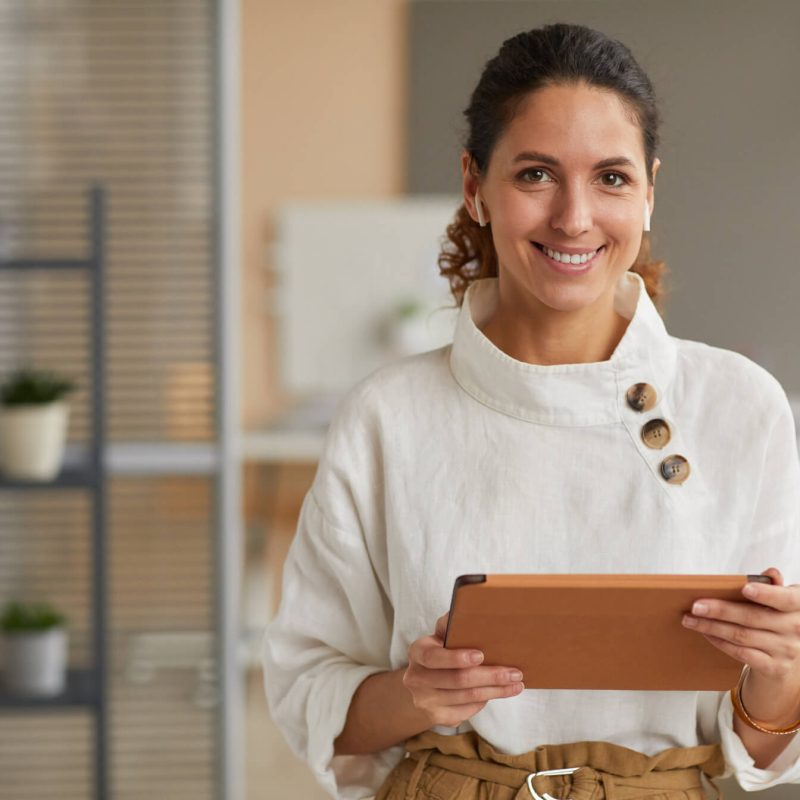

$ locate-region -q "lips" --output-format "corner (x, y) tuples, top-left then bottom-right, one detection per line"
(530, 241), (606, 273)
(532, 242), (605, 259)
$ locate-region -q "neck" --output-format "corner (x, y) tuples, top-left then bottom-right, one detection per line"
(478, 281), (631, 366)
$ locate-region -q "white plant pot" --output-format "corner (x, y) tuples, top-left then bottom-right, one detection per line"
(389, 315), (434, 357)
(2, 627), (69, 697)
(0, 401), (69, 480)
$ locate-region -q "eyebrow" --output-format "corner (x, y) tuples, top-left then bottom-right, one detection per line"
(512, 151), (637, 170)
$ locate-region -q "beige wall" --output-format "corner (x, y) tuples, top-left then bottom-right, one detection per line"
(240, 0), (408, 428)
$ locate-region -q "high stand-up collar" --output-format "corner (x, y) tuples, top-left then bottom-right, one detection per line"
(449, 271), (678, 427)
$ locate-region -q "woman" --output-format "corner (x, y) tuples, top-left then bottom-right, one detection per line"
(263, 23), (800, 800)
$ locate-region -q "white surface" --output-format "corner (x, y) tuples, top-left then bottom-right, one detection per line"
(273, 196), (461, 395)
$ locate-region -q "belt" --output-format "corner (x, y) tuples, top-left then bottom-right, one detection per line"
(406, 750), (715, 800)
(401, 733), (725, 800)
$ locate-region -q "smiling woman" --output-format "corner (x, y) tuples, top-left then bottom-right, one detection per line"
(441, 27), (666, 367)
(262, 22), (800, 800)
(465, 82), (659, 366)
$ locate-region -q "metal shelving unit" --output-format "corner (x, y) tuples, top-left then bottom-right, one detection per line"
(0, 185), (108, 799)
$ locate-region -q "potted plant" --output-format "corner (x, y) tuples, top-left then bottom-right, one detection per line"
(387, 298), (431, 357)
(0, 601), (69, 697)
(0, 367), (75, 480)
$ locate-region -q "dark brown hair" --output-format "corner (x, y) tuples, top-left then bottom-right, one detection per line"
(439, 23), (669, 312)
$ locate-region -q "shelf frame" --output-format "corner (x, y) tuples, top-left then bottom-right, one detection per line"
(0, 185), (109, 800)
(0, 668), (99, 710)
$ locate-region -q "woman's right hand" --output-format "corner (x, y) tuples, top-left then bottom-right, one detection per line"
(401, 611), (525, 728)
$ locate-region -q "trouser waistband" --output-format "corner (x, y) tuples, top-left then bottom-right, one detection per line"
(402, 732), (726, 800)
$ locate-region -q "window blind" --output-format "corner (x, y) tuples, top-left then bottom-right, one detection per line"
(0, 1), (219, 798)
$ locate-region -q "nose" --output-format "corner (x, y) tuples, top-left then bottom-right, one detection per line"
(549, 184), (592, 238)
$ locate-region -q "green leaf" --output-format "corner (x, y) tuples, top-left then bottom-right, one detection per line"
(0, 601), (67, 632)
(0, 367), (76, 406)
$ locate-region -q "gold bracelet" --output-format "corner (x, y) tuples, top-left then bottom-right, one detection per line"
(730, 665), (800, 735)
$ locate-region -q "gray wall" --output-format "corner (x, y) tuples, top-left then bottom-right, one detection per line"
(408, 0), (800, 398)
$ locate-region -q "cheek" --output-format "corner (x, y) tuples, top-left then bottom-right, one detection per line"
(605, 204), (635, 223)
(489, 191), (643, 247)
(598, 203), (643, 244)
(492, 195), (546, 237)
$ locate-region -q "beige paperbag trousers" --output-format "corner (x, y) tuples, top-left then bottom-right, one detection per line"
(375, 731), (727, 800)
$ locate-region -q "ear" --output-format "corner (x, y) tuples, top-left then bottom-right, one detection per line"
(461, 149), (486, 225)
(647, 157), (661, 216)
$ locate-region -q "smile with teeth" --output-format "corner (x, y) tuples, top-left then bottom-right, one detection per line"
(533, 242), (604, 266)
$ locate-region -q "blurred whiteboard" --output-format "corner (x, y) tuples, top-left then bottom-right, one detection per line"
(273, 196), (462, 395)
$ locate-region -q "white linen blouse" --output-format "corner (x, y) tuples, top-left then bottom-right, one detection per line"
(262, 270), (800, 799)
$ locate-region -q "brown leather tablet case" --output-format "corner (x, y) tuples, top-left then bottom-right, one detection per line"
(443, 573), (772, 691)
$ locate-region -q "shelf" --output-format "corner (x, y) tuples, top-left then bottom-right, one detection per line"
(107, 442), (218, 475)
(0, 443), (228, 487)
(242, 394), (335, 463)
(0, 668), (99, 710)
(0, 186), (109, 795)
(242, 427), (325, 463)
(0, 258), (93, 272)
(0, 451), (94, 489)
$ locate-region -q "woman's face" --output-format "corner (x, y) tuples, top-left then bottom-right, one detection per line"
(462, 82), (660, 315)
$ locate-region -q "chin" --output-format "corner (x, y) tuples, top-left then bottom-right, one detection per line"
(526, 278), (607, 314)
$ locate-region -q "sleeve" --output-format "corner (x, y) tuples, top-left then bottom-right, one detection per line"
(696, 380), (800, 790)
(261, 386), (403, 799)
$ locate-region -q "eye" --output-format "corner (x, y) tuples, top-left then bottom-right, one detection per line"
(518, 168), (553, 184)
(599, 172), (628, 188)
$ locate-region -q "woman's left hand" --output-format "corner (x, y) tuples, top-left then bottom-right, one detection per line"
(682, 567), (800, 682)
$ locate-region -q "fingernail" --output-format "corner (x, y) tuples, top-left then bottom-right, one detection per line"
(692, 602), (709, 615)
(682, 614), (697, 627)
(509, 670), (523, 682)
(469, 651), (483, 665)
(743, 583), (757, 597)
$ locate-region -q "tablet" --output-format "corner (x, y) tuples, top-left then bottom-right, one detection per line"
(443, 573), (772, 691)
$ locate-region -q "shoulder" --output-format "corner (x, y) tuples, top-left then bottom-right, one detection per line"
(306, 346), (453, 536)
(326, 345), (452, 436)
(674, 337), (786, 399)
(671, 335), (792, 428)
(312, 346), (452, 513)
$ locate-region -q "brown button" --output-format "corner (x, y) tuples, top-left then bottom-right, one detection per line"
(626, 383), (658, 412)
(660, 454), (690, 485)
(641, 418), (671, 449)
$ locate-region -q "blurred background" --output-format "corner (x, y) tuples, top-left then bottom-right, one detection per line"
(0, 0), (798, 798)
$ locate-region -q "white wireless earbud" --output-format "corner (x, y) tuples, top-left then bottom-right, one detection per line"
(643, 201), (651, 232)
(475, 191), (487, 227)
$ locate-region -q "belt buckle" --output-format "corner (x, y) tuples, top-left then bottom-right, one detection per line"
(526, 766), (583, 800)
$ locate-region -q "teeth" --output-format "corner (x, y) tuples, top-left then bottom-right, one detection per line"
(543, 245), (600, 264)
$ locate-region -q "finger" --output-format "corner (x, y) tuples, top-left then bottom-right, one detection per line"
(431, 681), (525, 707)
(683, 614), (783, 656)
(419, 664), (524, 691)
(741, 579), (800, 613)
(700, 632), (779, 676)
(688, 585), (800, 632)
(763, 567), (784, 586)
(434, 612), (449, 641)
(410, 636), (483, 670)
